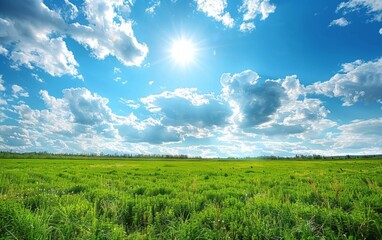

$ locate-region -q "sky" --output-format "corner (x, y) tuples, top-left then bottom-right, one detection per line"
(0, 0), (381, 158)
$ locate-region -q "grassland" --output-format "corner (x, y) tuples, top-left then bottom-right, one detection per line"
(1, 158), (382, 239)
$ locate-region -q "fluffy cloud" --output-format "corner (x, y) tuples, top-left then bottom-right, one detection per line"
(239, 22), (255, 32)
(69, 0), (148, 67)
(0, 0), (81, 78)
(239, 0), (276, 30)
(2, 67), (379, 156)
(11, 85), (29, 98)
(309, 57), (382, 106)
(61, 0), (79, 21)
(329, 17), (350, 27)
(141, 88), (232, 128)
(195, 0), (234, 28)
(221, 70), (284, 128)
(62, 88), (115, 125)
(337, 0), (382, 22)
(0, 0), (148, 79)
(1, 87), (185, 152)
(333, 118), (382, 153)
(220, 71), (335, 137)
(240, 0), (276, 21)
(0, 126), (32, 148)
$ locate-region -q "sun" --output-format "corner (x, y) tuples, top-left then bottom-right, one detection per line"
(170, 38), (196, 65)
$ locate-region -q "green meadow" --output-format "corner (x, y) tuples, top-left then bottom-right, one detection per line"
(1, 158), (381, 239)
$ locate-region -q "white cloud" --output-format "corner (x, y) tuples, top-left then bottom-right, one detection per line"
(220, 71), (335, 137)
(0, 75), (5, 91)
(62, 0), (79, 21)
(148, 80), (154, 85)
(0, 0), (81, 78)
(0, 0), (148, 79)
(118, 121), (181, 144)
(239, 22), (255, 32)
(240, 0), (276, 21)
(333, 118), (382, 152)
(309, 57), (382, 106)
(62, 88), (115, 125)
(141, 88), (232, 128)
(239, 0), (276, 30)
(120, 98), (140, 109)
(0, 45), (8, 56)
(12, 85), (29, 98)
(329, 17), (350, 27)
(0, 87), (185, 152)
(379, 27), (382, 34)
(146, 1), (160, 15)
(195, 0), (235, 28)
(0, 126), (32, 148)
(337, 0), (382, 22)
(69, 0), (148, 67)
(221, 70), (284, 128)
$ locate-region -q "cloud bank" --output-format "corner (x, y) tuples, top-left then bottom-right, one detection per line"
(0, 0), (148, 79)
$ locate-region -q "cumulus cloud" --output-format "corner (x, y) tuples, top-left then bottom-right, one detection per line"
(0, 0), (81, 78)
(240, 0), (276, 21)
(239, 0), (276, 31)
(329, 17), (350, 27)
(220, 71), (335, 137)
(12, 85), (29, 98)
(0, 0), (148, 79)
(195, 0), (235, 28)
(69, 0), (148, 67)
(333, 118), (382, 152)
(379, 27), (382, 34)
(62, 88), (115, 125)
(309, 57), (382, 106)
(0, 87), (185, 152)
(62, 0), (79, 21)
(141, 88), (232, 128)
(0, 126), (32, 148)
(336, 0), (382, 22)
(239, 22), (255, 32)
(221, 70), (284, 128)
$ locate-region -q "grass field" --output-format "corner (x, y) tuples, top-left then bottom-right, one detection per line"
(1, 158), (382, 239)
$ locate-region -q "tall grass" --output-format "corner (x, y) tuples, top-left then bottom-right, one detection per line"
(1, 159), (381, 239)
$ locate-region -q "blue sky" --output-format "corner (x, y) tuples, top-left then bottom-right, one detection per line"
(0, 0), (381, 157)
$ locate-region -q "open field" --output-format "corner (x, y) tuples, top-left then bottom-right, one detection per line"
(1, 158), (382, 239)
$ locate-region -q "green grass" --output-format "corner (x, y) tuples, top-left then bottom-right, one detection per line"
(1, 158), (382, 239)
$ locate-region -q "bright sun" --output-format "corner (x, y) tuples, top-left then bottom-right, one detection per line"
(170, 39), (196, 65)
